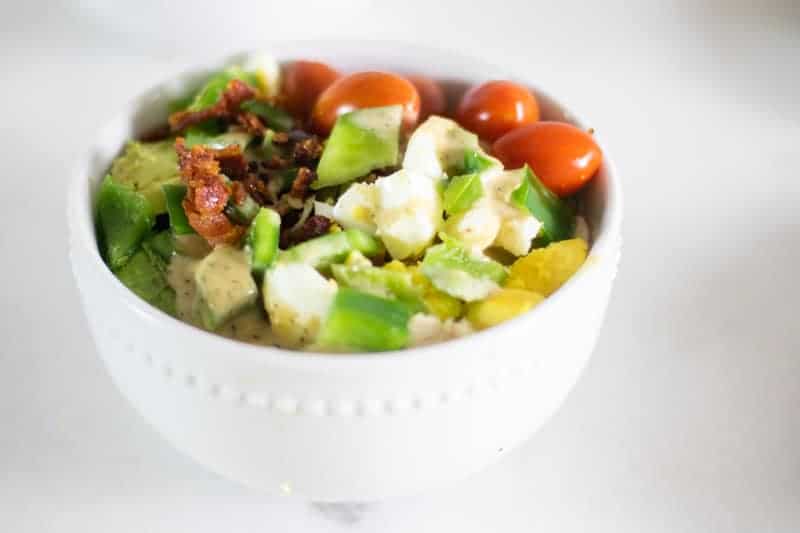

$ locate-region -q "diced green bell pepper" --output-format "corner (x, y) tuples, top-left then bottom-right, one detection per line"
(331, 263), (424, 313)
(240, 100), (294, 131)
(162, 183), (194, 235)
(184, 129), (253, 150)
(97, 175), (154, 269)
(186, 67), (260, 112)
(510, 165), (575, 244)
(462, 149), (497, 174)
(443, 173), (483, 215)
(313, 106), (402, 189)
(279, 229), (383, 271)
(420, 235), (508, 302)
(317, 288), (412, 352)
(224, 193), (260, 225)
(247, 207), (281, 276)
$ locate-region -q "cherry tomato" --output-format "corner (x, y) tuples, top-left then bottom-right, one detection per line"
(280, 60), (341, 118)
(311, 71), (420, 135)
(455, 81), (539, 142)
(492, 121), (602, 197)
(406, 74), (447, 120)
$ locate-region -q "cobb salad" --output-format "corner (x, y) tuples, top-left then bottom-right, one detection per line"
(95, 55), (602, 352)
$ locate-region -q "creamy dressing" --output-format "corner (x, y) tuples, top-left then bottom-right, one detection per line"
(166, 253), (274, 346)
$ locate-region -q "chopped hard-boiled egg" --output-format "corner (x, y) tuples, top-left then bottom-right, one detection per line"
(373, 168), (443, 260)
(442, 204), (502, 252)
(403, 116), (497, 178)
(332, 183), (378, 234)
(494, 215), (542, 257)
(263, 262), (337, 348)
(408, 313), (473, 347)
(440, 165), (542, 256)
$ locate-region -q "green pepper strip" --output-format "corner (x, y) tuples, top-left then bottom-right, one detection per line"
(317, 288), (412, 352)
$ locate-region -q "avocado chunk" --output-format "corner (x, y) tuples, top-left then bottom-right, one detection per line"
(110, 140), (180, 214)
(194, 245), (258, 330)
(96, 175), (154, 269)
(113, 246), (175, 316)
(313, 106), (402, 189)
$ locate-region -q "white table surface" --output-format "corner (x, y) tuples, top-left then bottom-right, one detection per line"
(2, 1), (798, 531)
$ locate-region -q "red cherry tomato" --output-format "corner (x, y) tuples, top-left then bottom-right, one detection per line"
(311, 71), (420, 135)
(280, 60), (341, 119)
(406, 74), (447, 120)
(493, 121), (603, 197)
(455, 80), (539, 142)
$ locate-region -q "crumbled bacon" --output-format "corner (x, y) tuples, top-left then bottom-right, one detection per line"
(169, 79), (256, 132)
(230, 180), (248, 205)
(292, 136), (323, 165)
(280, 215), (332, 248)
(175, 138), (245, 245)
(271, 132), (290, 144)
(213, 144), (248, 180)
(241, 173), (270, 205)
(288, 167), (315, 204)
(236, 111), (266, 136)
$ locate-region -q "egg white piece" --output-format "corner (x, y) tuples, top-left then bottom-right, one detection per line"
(332, 183), (378, 234)
(374, 169), (443, 260)
(263, 262), (337, 348)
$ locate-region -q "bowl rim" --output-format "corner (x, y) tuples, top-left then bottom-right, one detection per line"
(67, 41), (623, 371)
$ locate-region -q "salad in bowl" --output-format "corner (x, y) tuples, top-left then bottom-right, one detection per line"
(69, 44), (621, 500)
(95, 55), (602, 353)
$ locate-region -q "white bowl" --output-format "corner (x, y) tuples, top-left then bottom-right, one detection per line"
(67, 42), (622, 502)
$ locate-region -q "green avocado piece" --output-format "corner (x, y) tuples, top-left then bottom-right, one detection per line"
(110, 140), (180, 214)
(313, 106), (402, 189)
(113, 247), (176, 316)
(194, 245), (259, 330)
(96, 175), (154, 269)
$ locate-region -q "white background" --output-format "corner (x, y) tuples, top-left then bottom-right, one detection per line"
(1, 1), (798, 531)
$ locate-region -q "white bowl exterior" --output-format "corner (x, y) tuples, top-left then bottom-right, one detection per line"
(67, 42), (622, 501)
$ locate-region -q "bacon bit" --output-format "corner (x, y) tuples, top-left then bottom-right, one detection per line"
(236, 111), (266, 136)
(241, 173), (270, 205)
(271, 132), (290, 144)
(264, 154), (289, 169)
(168, 79), (256, 132)
(213, 144), (248, 180)
(231, 180), (248, 205)
(288, 167), (315, 204)
(280, 215), (332, 248)
(175, 137), (245, 245)
(292, 137), (323, 164)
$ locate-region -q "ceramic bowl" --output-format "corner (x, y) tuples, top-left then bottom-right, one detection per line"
(67, 41), (622, 502)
